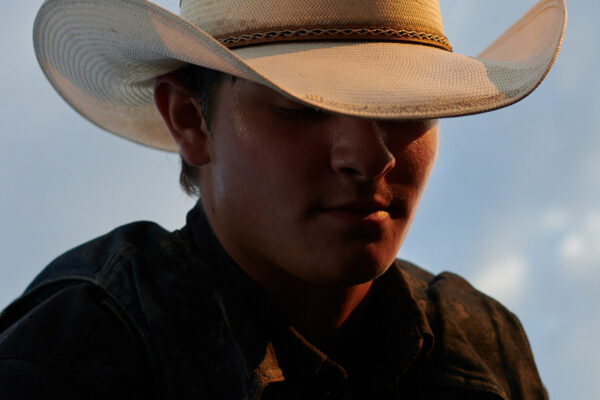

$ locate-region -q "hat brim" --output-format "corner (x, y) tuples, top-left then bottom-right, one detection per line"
(34, 0), (566, 151)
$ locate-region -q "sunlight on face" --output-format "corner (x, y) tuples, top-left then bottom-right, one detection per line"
(198, 78), (438, 286)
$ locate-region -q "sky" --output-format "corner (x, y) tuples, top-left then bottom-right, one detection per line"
(1, 0), (598, 398)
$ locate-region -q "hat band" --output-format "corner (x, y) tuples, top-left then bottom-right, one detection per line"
(217, 26), (453, 51)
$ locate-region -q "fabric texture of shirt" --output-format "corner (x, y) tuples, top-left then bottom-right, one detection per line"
(0, 202), (547, 399)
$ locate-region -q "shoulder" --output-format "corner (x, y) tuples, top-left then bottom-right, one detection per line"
(0, 280), (155, 398)
(395, 259), (526, 342)
(25, 221), (187, 291)
(0, 219), (221, 398)
(21, 220), (219, 311)
(0, 222), (189, 398)
(394, 259), (547, 399)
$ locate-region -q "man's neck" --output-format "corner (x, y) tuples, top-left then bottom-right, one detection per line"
(281, 280), (373, 344)
(200, 205), (375, 342)
(247, 263), (374, 344)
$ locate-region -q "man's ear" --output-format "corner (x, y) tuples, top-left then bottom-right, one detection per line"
(154, 74), (211, 166)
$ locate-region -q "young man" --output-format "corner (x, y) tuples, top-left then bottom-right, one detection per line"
(0, 0), (566, 398)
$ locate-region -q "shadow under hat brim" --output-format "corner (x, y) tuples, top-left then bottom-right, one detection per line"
(34, 0), (566, 152)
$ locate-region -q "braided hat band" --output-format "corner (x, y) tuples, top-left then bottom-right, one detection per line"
(33, 0), (566, 151)
(218, 26), (452, 51)
(180, 0), (451, 51)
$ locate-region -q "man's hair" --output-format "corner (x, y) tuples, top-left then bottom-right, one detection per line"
(172, 64), (226, 196)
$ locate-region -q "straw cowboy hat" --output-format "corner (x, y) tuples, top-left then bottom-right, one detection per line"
(34, 0), (566, 151)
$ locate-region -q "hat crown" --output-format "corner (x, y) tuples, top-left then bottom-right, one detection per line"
(180, 0), (445, 38)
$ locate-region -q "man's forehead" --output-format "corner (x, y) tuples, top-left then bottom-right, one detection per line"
(224, 78), (293, 101)
(221, 78), (439, 130)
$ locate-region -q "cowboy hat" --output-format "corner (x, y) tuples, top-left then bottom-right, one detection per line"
(33, 0), (566, 151)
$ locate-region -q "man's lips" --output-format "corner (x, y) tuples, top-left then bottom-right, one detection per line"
(320, 198), (404, 222)
(325, 208), (390, 223)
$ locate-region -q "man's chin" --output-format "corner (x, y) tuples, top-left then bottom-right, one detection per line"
(303, 256), (395, 287)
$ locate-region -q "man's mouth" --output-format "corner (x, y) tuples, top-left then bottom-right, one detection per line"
(322, 198), (403, 222)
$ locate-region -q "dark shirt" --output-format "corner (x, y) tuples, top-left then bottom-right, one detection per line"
(0, 203), (547, 399)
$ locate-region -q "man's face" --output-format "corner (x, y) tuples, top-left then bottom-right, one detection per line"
(197, 78), (438, 286)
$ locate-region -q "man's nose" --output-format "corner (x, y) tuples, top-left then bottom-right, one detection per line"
(330, 117), (396, 182)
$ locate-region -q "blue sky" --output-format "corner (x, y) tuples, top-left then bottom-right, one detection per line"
(1, 1), (597, 398)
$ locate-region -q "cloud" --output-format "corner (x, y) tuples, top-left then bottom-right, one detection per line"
(559, 209), (600, 274)
(472, 256), (528, 309)
(540, 207), (571, 232)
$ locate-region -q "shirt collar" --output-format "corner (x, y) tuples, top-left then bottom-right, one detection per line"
(183, 202), (513, 399)
(182, 201), (435, 396)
